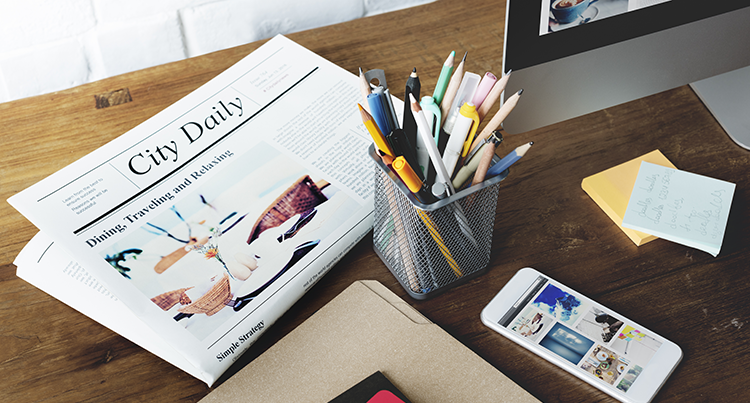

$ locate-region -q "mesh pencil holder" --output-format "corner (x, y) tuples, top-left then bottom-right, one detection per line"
(370, 145), (508, 300)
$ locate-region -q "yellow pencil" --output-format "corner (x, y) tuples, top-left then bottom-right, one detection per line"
(416, 209), (462, 277)
(359, 103), (394, 156)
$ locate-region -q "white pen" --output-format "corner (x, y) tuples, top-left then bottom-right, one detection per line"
(409, 93), (456, 195)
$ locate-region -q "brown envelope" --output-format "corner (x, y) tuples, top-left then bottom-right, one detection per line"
(200, 280), (538, 402)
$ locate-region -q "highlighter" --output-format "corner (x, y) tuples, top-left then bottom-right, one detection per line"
(456, 102), (480, 157)
(442, 102), (478, 177)
(441, 71), (480, 135)
(471, 72), (498, 109)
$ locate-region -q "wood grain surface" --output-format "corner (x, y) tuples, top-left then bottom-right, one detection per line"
(2, 0), (749, 402)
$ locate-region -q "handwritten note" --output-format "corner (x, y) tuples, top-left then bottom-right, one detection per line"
(622, 162), (735, 257)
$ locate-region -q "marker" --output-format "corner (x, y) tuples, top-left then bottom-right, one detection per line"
(432, 51), (455, 105)
(392, 156), (433, 204)
(471, 72), (498, 110)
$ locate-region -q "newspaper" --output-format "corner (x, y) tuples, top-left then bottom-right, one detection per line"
(8, 35), (375, 386)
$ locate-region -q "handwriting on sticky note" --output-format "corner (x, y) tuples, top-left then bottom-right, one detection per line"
(622, 162), (735, 257)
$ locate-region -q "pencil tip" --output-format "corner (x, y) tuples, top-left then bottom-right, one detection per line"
(518, 88), (524, 95)
(359, 67), (363, 74)
(413, 67), (417, 73)
(506, 69), (513, 75)
(357, 103), (363, 111)
(462, 51), (468, 62)
(529, 141), (534, 145)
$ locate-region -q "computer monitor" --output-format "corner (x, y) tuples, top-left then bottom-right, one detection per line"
(500, 0), (750, 150)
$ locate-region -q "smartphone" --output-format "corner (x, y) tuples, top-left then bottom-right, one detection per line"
(481, 267), (682, 403)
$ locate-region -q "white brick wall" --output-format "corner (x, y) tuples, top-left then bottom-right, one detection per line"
(0, 0), (433, 104)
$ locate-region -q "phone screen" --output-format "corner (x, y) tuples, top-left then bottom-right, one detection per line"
(497, 275), (664, 394)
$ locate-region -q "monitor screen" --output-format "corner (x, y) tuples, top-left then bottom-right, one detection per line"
(501, 0), (750, 139)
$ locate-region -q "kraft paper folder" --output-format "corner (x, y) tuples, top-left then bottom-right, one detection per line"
(581, 149), (677, 246)
(200, 280), (538, 402)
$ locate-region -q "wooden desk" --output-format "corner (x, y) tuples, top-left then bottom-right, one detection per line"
(1, 0), (748, 401)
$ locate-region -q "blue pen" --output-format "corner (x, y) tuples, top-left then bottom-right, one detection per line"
(367, 91), (391, 135)
(486, 142), (533, 178)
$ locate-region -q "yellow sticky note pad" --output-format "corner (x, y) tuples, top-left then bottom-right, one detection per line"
(581, 150), (676, 246)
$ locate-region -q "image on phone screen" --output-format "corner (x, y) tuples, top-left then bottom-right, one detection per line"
(497, 276), (664, 393)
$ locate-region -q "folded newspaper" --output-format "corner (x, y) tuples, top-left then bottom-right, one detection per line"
(9, 35), (375, 386)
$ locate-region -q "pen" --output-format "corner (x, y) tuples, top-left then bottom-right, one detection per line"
(432, 51), (455, 105)
(409, 93), (455, 194)
(468, 89), (523, 155)
(410, 94), (479, 249)
(403, 87), (424, 174)
(477, 69), (512, 121)
(419, 95), (442, 143)
(471, 72), (498, 110)
(486, 141), (533, 178)
(440, 51), (467, 125)
(359, 103), (394, 156)
(367, 90), (391, 135)
(383, 87), (400, 131)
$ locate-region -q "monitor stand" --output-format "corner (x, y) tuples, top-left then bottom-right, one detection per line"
(690, 65), (750, 151)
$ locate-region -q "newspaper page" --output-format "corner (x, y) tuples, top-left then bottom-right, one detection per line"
(8, 35), (375, 385)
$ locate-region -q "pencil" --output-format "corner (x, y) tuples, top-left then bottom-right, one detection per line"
(432, 51), (455, 105)
(485, 141), (534, 178)
(359, 103), (394, 157)
(359, 67), (371, 111)
(477, 69), (511, 121)
(471, 135), (502, 186)
(440, 51), (467, 126)
(416, 209), (462, 277)
(468, 89), (523, 155)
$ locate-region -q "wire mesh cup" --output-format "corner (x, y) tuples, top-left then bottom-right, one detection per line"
(370, 145), (508, 300)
